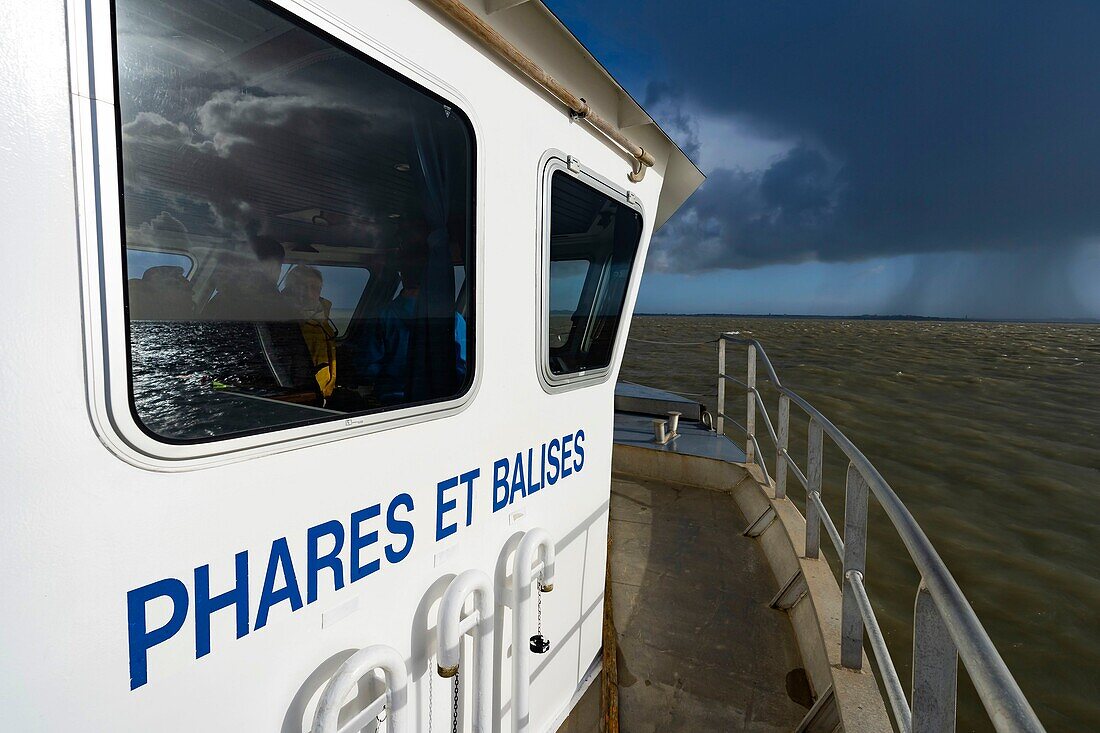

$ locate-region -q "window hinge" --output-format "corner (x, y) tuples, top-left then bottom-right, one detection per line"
(566, 156), (581, 173)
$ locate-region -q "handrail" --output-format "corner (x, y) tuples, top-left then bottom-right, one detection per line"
(848, 570), (912, 731)
(715, 333), (1045, 733)
(425, 0), (656, 182)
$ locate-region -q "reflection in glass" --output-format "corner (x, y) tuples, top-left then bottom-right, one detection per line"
(546, 171), (643, 376)
(114, 0), (474, 441)
(549, 259), (591, 347)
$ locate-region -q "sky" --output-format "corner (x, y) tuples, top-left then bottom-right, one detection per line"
(546, 0), (1100, 320)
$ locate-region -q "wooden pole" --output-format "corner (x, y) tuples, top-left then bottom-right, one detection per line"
(600, 530), (619, 733)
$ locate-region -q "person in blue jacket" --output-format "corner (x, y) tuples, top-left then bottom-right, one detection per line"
(356, 222), (466, 405)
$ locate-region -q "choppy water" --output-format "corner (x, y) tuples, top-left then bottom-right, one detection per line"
(130, 321), (323, 440)
(620, 317), (1100, 733)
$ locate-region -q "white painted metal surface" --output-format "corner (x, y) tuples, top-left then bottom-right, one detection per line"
(509, 528), (557, 733)
(313, 644), (410, 733)
(0, 1), (699, 730)
(436, 570), (494, 733)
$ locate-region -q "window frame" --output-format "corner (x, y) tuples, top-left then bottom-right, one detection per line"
(536, 152), (645, 393)
(68, 0), (483, 469)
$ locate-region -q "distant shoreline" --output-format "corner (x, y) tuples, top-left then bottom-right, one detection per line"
(633, 313), (1100, 324)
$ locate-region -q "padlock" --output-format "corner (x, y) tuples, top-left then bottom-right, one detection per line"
(529, 634), (550, 654)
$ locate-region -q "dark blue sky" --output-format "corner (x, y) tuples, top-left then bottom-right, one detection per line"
(547, 0), (1100, 319)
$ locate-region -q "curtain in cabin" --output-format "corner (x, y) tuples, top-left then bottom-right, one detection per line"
(406, 102), (459, 402)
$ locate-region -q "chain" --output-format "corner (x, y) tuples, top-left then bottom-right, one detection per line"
(451, 669), (460, 733)
(428, 657), (434, 733)
(537, 573), (543, 635)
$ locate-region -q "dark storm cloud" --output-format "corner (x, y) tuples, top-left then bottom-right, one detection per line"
(121, 86), (395, 244)
(564, 1), (1100, 272)
(643, 81), (701, 165)
(647, 148), (845, 271)
(116, 13), (426, 248)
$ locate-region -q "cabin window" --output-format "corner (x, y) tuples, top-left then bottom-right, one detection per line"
(544, 170), (643, 380)
(113, 0), (475, 443)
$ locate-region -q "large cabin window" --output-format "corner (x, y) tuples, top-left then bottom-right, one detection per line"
(544, 169), (643, 381)
(112, 0), (475, 442)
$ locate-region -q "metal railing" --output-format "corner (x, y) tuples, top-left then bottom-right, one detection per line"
(715, 334), (1045, 733)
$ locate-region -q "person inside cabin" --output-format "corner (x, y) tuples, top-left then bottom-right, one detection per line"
(446, 224), (469, 385)
(281, 265), (338, 403)
(350, 220), (466, 405)
(202, 235), (319, 400)
(353, 227), (427, 405)
(128, 264), (194, 320)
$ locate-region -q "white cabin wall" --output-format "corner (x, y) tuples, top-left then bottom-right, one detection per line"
(0, 0), (106, 724)
(0, 0), (665, 730)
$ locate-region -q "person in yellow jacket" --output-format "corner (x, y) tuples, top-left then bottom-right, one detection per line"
(281, 265), (338, 401)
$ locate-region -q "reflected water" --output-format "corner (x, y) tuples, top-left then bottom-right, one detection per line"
(620, 317), (1100, 732)
(130, 321), (324, 440)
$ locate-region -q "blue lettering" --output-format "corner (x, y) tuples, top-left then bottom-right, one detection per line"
(492, 458), (510, 512)
(194, 551), (249, 659)
(561, 434), (574, 478)
(527, 448), (541, 494)
(127, 577), (189, 690)
(547, 439), (561, 485)
(306, 520), (346, 603)
(540, 443), (548, 489)
(351, 504), (382, 581)
(509, 451), (527, 504)
(461, 468), (480, 527)
(255, 538), (303, 630)
(574, 429), (585, 472)
(436, 476), (459, 541)
(386, 493), (415, 563)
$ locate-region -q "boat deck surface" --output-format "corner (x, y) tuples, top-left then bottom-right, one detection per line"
(609, 445), (809, 731)
(613, 382), (749, 464)
(612, 413), (749, 465)
(591, 385), (813, 730)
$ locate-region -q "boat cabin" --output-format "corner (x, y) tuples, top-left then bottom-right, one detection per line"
(0, 0), (700, 730)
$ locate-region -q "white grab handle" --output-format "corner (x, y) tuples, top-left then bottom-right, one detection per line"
(510, 528), (556, 733)
(312, 644), (409, 733)
(437, 569), (495, 733)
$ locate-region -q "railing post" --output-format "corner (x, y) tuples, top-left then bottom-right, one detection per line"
(804, 419), (823, 558)
(716, 338), (726, 436)
(841, 462), (869, 670)
(775, 394), (790, 499)
(745, 346), (757, 463)
(912, 581), (958, 733)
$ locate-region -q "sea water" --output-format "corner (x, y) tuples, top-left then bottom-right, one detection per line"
(621, 316), (1100, 732)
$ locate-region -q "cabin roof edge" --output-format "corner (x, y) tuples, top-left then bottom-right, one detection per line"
(451, 0), (705, 228)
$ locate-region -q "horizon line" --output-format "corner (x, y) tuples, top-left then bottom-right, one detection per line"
(633, 313), (1100, 324)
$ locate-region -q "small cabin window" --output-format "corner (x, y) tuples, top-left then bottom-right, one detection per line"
(276, 265), (370, 336)
(126, 250), (195, 320)
(113, 0), (475, 443)
(544, 169), (643, 380)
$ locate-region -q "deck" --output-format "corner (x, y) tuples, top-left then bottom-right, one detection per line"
(607, 386), (810, 731)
